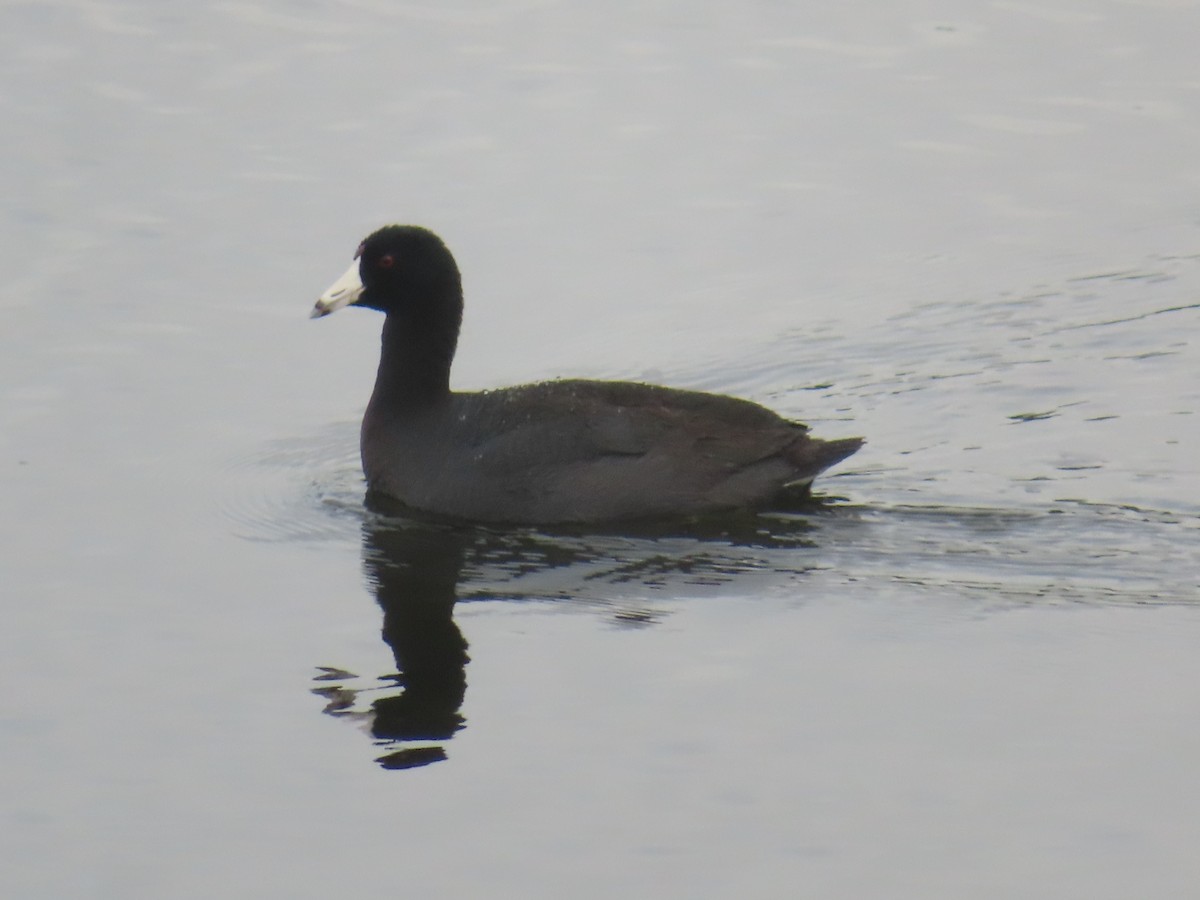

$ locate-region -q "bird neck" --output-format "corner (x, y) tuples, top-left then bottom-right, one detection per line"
(371, 304), (461, 411)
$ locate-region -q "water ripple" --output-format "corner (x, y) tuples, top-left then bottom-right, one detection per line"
(222, 422), (365, 544)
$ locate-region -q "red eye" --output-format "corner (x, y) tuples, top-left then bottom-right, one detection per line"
(378, 254), (395, 269)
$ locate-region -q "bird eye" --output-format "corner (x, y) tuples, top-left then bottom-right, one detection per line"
(378, 254), (395, 269)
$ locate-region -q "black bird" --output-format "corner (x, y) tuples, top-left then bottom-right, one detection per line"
(312, 225), (862, 524)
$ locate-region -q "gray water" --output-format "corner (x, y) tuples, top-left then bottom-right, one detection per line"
(3, 2), (1199, 898)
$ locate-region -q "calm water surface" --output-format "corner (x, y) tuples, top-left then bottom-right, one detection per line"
(3, 1), (1199, 898)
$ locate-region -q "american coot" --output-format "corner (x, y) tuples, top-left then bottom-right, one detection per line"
(311, 225), (863, 524)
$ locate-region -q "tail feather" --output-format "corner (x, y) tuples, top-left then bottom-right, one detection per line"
(783, 435), (864, 486)
(812, 436), (864, 473)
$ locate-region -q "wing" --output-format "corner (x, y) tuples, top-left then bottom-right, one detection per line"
(460, 379), (806, 478)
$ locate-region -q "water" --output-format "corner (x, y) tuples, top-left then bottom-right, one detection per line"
(3, 2), (1199, 898)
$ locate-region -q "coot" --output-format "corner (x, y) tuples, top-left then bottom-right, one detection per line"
(312, 225), (862, 523)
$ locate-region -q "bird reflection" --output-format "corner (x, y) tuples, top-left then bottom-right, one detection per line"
(313, 491), (842, 770)
(313, 515), (472, 770)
